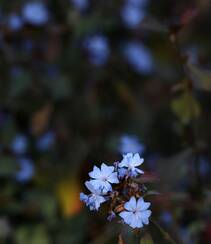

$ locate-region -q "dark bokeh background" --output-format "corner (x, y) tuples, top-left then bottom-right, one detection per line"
(0, 0), (211, 243)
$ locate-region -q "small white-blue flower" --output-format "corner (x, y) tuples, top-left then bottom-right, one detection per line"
(80, 181), (106, 211)
(119, 196), (151, 228)
(80, 192), (89, 203)
(119, 134), (145, 154)
(89, 163), (119, 193)
(119, 153), (144, 177)
(118, 167), (128, 178)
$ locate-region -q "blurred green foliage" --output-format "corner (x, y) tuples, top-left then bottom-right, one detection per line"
(0, 0), (211, 243)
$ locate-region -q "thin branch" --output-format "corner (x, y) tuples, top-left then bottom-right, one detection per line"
(150, 220), (177, 244)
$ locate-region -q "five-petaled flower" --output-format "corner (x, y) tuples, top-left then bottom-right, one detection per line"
(80, 181), (106, 211)
(119, 196), (151, 228)
(89, 163), (119, 193)
(119, 153), (144, 177)
(80, 153), (154, 229)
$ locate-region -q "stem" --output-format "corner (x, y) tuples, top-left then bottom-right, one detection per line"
(150, 220), (177, 244)
(171, 33), (202, 189)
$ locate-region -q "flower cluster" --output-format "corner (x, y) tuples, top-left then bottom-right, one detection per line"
(80, 153), (152, 229)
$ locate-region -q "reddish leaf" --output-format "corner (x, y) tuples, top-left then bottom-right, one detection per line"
(180, 7), (198, 26)
(134, 172), (160, 184)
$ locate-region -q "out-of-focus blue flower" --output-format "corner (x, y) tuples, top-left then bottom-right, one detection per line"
(146, 153), (160, 170)
(119, 153), (144, 177)
(36, 131), (55, 152)
(179, 227), (192, 244)
(22, 2), (49, 25)
(15, 158), (35, 183)
(121, 0), (148, 28)
(11, 134), (28, 155)
(119, 196), (151, 228)
(7, 13), (23, 31)
(160, 211), (173, 226)
(123, 41), (153, 74)
(119, 134), (145, 155)
(127, 0), (147, 7)
(121, 4), (145, 28)
(89, 163), (119, 193)
(84, 35), (110, 66)
(198, 157), (211, 178)
(71, 0), (89, 11)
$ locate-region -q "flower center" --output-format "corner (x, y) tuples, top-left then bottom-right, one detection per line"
(132, 209), (138, 215)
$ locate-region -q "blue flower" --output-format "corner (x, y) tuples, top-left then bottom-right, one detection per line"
(79, 192), (89, 204)
(80, 181), (106, 211)
(118, 153), (144, 177)
(127, 0), (147, 7)
(11, 134), (28, 155)
(118, 167), (128, 178)
(71, 0), (89, 11)
(15, 158), (35, 183)
(89, 163), (119, 193)
(160, 211), (173, 226)
(84, 35), (110, 66)
(121, 4), (145, 28)
(119, 134), (145, 155)
(36, 131), (55, 152)
(119, 196), (151, 228)
(123, 41), (153, 74)
(22, 2), (49, 26)
(7, 13), (23, 31)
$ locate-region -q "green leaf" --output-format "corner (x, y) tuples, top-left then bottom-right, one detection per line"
(156, 149), (193, 191)
(49, 77), (72, 100)
(15, 225), (50, 244)
(23, 191), (57, 222)
(55, 214), (87, 244)
(69, 14), (114, 38)
(0, 157), (19, 176)
(185, 63), (211, 91)
(140, 17), (168, 33)
(0, 119), (16, 147)
(9, 70), (31, 98)
(171, 91), (201, 124)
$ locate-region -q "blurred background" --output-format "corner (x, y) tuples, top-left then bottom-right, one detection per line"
(0, 0), (211, 243)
